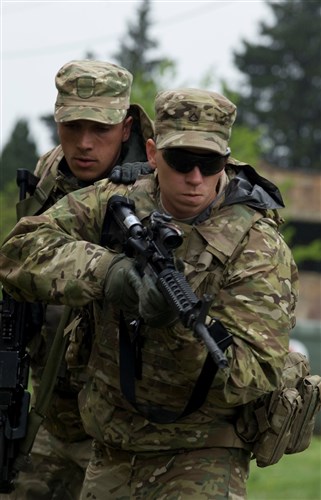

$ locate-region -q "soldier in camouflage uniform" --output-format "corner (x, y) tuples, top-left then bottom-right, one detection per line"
(3, 60), (153, 500)
(0, 88), (298, 499)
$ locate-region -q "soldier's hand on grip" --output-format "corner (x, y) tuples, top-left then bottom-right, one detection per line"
(104, 254), (177, 327)
(104, 254), (140, 316)
(137, 273), (177, 328)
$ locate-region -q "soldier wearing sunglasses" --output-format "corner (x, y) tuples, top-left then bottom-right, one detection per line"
(0, 88), (298, 498)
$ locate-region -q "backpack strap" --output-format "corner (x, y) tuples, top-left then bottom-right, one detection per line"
(16, 172), (59, 219)
(16, 147), (63, 218)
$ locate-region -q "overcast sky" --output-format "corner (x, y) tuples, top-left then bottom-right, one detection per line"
(1, 0), (271, 155)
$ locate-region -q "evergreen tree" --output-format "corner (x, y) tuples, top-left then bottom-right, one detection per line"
(233, 0), (321, 171)
(113, 0), (158, 76)
(113, 0), (175, 117)
(222, 84), (262, 168)
(40, 114), (59, 147)
(0, 179), (19, 244)
(0, 119), (39, 187)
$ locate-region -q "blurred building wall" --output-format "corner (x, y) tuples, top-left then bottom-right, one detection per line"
(259, 161), (321, 322)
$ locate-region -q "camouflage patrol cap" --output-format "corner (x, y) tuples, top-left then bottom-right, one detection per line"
(154, 88), (237, 155)
(54, 60), (133, 124)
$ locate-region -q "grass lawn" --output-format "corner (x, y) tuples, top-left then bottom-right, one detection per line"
(247, 436), (321, 500)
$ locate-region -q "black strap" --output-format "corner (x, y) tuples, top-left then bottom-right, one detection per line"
(119, 313), (232, 424)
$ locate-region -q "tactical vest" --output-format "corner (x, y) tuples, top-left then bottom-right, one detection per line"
(82, 176), (269, 449)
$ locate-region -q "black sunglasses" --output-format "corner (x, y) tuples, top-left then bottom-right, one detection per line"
(162, 148), (230, 176)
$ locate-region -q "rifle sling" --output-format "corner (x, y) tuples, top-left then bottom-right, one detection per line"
(119, 311), (232, 424)
(16, 306), (73, 462)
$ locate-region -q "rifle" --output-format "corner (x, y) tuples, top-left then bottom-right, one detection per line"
(0, 169), (40, 493)
(104, 194), (230, 370)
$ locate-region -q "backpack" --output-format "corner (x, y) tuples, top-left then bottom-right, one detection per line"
(236, 351), (321, 467)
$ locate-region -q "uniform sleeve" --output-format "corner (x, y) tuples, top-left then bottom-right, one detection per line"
(0, 181), (128, 306)
(208, 218), (299, 407)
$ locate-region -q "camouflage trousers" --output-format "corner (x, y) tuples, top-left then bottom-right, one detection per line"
(1, 425), (91, 500)
(79, 439), (251, 499)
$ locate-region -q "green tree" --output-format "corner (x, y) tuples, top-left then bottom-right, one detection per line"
(222, 84), (262, 167)
(0, 119), (39, 186)
(232, 0), (321, 171)
(0, 179), (19, 244)
(113, 0), (176, 118)
(40, 114), (59, 147)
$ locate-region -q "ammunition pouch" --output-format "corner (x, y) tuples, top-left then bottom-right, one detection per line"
(236, 352), (321, 467)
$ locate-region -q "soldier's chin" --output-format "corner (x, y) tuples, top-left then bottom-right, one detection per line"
(69, 165), (99, 182)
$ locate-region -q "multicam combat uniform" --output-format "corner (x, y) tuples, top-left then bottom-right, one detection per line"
(0, 162), (298, 498)
(6, 103), (153, 500)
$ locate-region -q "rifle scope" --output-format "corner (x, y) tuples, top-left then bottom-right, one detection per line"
(107, 195), (183, 251)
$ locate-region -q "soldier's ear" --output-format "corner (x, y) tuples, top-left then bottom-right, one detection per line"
(146, 139), (157, 168)
(57, 123), (62, 141)
(122, 116), (133, 142)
